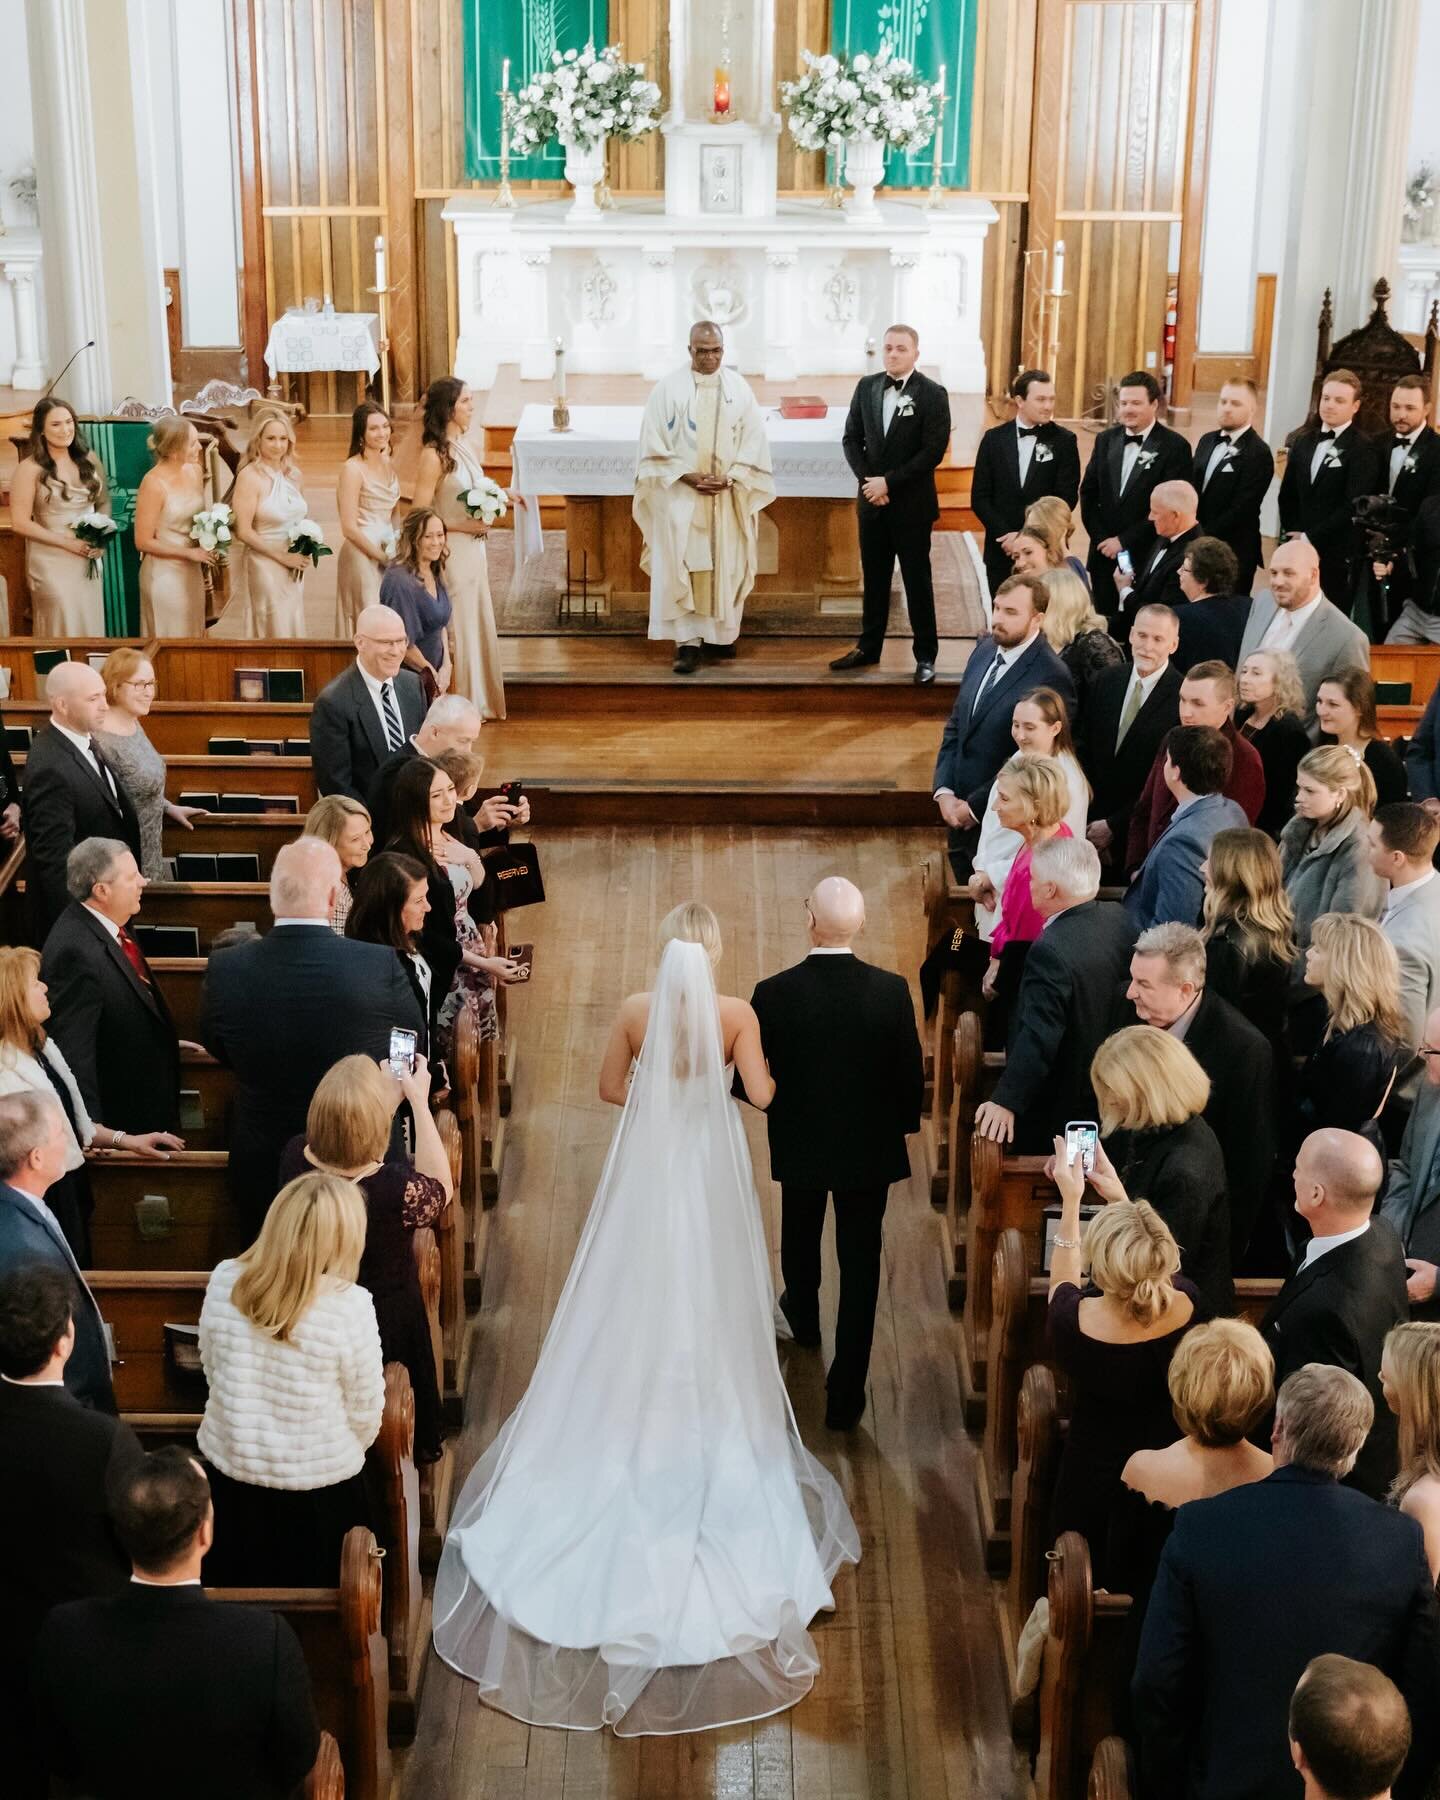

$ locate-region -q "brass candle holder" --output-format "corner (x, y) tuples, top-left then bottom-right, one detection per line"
(493, 89), (516, 208)
(925, 72), (948, 209)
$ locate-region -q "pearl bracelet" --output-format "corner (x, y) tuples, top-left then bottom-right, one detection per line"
(1054, 1234), (1081, 1250)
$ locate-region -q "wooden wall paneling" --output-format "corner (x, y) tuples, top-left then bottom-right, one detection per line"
(381, 0), (418, 405)
(232, 1), (271, 389)
(613, 0), (666, 193)
(773, 0), (830, 192)
(1171, 0), (1217, 412)
(970, 0), (1039, 398)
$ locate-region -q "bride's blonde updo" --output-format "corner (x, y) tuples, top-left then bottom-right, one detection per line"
(658, 901), (722, 965)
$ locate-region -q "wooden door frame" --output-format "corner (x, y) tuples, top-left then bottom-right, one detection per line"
(231, 0), (269, 394)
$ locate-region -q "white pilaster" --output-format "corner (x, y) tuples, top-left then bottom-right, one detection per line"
(517, 249), (554, 383)
(1, 244), (45, 388)
(762, 249), (798, 382)
(639, 246), (677, 382)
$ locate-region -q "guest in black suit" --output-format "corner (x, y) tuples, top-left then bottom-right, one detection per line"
(40, 838), (182, 1135)
(1263, 1128), (1410, 1499)
(1277, 368), (1382, 615)
(309, 603), (426, 803)
(1193, 378), (1275, 597)
(1113, 479), (1202, 630)
(1173, 536), (1252, 672)
(833, 324), (951, 683)
(975, 837), (1136, 1152)
(737, 878), (922, 1432)
(1133, 1362), (1440, 1800)
(1390, 492), (1440, 647)
(0, 1265), (142, 1798)
(365, 692), (523, 851)
(1076, 603), (1183, 868)
(969, 368), (1080, 598)
(931, 572), (1075, 875)
(0, 695), (21, 846)
(32, 1446), (321, 1800)
(0, 1093), (114, 1410)
(1078, 369), (1192, 615)
(1289, 1655), (1414, 1800)
(200, 835), (424, 1230)
(22, 660), (142, 931)
(1374, 376), (1440, 637)
(1120, 922), (1276, 1266)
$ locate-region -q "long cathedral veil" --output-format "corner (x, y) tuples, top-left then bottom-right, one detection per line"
(433, 938), (860, 1735)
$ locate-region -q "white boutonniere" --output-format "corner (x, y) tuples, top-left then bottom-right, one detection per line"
(893, 393), (916, 419)
(1135, 449), (1158, 471)
(1403, 453), (1419, 476)
(1033, 442), (1054, 464)
(1321, 446), (1344, 471)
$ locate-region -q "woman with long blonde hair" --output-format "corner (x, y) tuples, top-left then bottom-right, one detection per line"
(1040, 566), (1124, 711)
(197, 1170), (384, 1586)
(224, 403), (312, 637)
(1296, 913), (1407, 1142)
(1382, 1322), (1440, 1582)
(1280, 744), (1387, 955)
(133, 415), (215, 636)
(1200, 826), (1296, 1051)
(1024, 495), (1087, 581)
(978, 753), (1073, 1018)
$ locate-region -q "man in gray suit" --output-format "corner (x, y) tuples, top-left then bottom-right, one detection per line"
(1371, 805), (1440, 1088)
(1382, 1002), (1440, 1320)
(1124, 726), (1247, 929)
(1237, 537), (1369, 729)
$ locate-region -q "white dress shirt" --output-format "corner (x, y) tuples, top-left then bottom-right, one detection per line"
(882, 371), (913, 434)
(1016, 419), (1037, 485)
(1120, 423), (1154, 495)
(356, 661), (404, 752)
(1390, 430), (1424, 495)
(808, 947), (855, 956)
(1383, 866), (1437, 922)
(52, 720), (117, 796)
(1299, 1219), (1370, 1271)
(1310, 419), (1352, 483)
(1203, 425), (1248, 489)
(1260, 593), (1324, 653)
(1115, 660), (1169, 739)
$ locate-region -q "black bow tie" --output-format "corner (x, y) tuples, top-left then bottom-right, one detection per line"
(1216, 432), (1232, 445)
(885, 376), (907, 391)
(1017, 424), (1040, 438)
(1318, 429), (1336, 441)
(1124, 433), (1146, 446)
(1395, 434), (1418, 450)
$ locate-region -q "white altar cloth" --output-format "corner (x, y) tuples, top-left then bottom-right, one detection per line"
(264, 310), (381, 378)
(507, 401), (855, 591)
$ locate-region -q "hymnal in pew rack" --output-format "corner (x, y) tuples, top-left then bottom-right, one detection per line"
(177, 792), (301, 816)
(233, 668), (306, 703)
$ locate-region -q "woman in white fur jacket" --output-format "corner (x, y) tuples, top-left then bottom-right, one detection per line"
(0, 946), (183, 1260)
(198, 1169), (385, 1586)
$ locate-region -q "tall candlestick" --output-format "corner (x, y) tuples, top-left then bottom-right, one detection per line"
(493, 58), (516, 209)
(555, 337), (567, 402)
(1051, 238), (1066, 296)
(925, 67), (949, 209)
(373, 234), (386, 294)
(502, 56), (510, 91)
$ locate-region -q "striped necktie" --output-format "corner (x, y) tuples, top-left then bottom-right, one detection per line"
(379, 680), (404, 752)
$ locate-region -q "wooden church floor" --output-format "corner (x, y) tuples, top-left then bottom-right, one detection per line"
(397, 826), (1027, 1800)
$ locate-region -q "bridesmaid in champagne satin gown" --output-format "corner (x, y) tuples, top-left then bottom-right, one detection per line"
(335, 400), (400, 635)
(10, 397), (110, 637)
(412, 378), (506, 720)
(225, 405), (311, 638)
(134, 417), (214, 638)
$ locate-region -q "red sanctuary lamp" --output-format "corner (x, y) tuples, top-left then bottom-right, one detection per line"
(712, 65), (732, 116)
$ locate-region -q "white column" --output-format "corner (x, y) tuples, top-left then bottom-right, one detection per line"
(171, 0), (241, 347)
(1263, 0), (1421, 441)
(2, 259), (44, 388)
(516, 248), (554, 382)
(639, 245), (676, 381)
(762, 248), (798, 382)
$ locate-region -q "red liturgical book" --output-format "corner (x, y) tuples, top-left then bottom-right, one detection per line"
(778, 395), (828, 419)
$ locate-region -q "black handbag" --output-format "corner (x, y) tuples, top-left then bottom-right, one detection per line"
(484, 841), (546, 911)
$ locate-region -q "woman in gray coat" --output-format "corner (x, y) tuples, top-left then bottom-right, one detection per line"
(1278, 745), (1386, 974)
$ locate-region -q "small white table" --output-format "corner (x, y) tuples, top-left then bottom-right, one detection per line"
(263, 310), (381, 380)
(508, 401), (856, 598)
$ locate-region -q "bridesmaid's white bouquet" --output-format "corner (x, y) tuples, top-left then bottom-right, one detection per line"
(190, 502), (234, 563)
(73, 510), (118, 580)
(376, 523), (399, 562)
(287, 518), (333, 578)
(462, 478), (509, 526)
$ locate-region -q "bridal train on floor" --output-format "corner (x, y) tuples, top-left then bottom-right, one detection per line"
(433, 936), (860, 1735)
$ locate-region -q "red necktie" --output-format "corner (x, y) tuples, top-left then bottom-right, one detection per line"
(117, 927), (152, 986)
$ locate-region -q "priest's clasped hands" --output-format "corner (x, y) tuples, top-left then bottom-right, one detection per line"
(680, 471), (733, 493)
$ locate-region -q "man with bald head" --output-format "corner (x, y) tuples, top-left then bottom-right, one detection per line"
(1238, 536), (1370, 728)
(633, 321), (775, 675)
(24, 661), (143, 930)
(1261, 1127), (1409, 1497)
(1114, 478), (1202, 626)
(310, 602), (427, 802)
(735, 876), (923, 1431)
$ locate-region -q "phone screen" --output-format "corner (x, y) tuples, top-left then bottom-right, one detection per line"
(388, 1028), (417, 1077)
(1116, 550), (1133, 577)
(1064, 1120), (1099, 1176)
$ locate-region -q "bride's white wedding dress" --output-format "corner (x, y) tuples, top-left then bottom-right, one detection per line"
(433, 939), (860, 1735)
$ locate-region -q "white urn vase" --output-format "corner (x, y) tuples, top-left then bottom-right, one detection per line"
(561, 135), (607, 220)
(842, 134), (885, 221)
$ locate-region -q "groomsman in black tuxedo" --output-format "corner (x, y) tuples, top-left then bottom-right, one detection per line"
(1277, 367), (1381, 615)
(1079, 370), (1192, 617)
(969, 368), (1081, 597)
(1114, 480), (1203, 631)
(1375, 376), (1440, 639)
(834, 323), (952, 685)
(1193, 378), (1275, 597)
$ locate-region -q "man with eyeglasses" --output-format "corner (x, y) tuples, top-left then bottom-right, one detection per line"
(1380, 1003), (1440, 1320)
(310, 604), (427, 804)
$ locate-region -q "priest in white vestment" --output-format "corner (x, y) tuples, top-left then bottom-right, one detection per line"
(633, 321), (776, 673)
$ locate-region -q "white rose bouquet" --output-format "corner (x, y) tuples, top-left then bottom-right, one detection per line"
(72, 510), (118, 581)
(287, 517), (333, 579)
(189, 502), (234, 563)
(781, 46), (937, 155)
(376, 522), (399, 562)
(461, 477), (510, 527)
(508, 43), (662, 157)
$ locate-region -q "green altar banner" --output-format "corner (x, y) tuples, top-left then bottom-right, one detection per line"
(85, 419), (150, 637)
(463, 0), (610, 183)
(829, 0), (977, 189)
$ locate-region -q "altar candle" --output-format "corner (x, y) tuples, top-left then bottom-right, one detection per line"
(1052, 238), (1066, 295)
(374, 235), (386, 294)
(555, 337), (567, 402)
(502, 57), (510, 93)
(936, 62), (946, 97)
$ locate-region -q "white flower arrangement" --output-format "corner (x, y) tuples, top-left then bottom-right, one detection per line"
(508, 43), (662, 156)
(287, 517), (332, 578)
(780, 46), (938, 155)
(462, 478), (509, 526)
(189, 502), (234, 562)
(73, 510), (118, 581)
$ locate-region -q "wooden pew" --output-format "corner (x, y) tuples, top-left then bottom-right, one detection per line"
(163, 814), (298, 875)
(308, 1733), (345, 1800)
(996, 1361), (1062, 1716)
(943, 1009), (997, 1305)
(0, 637), (148, 700)
(214, 1527), (391, 1800)
(1035, 1532), (1132, 1800)
(151, 958), (205, 1039)
(180, 1047), (235, 1150)
(13, 748), (315, 812)
(1088, 1737), (1137, 1800)
(5, 696), (313, 757)
(452, 1007), (503, 1305)
(960, 1137), (1050, 1420)
(88, 1151), (240, 1270)
(140, 881), (271, 950)
(147, 636), (353, 702)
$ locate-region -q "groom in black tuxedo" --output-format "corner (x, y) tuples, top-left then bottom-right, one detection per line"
(735, 878), (924, 1432)
(834, 324), (952, 684)
(1079, 369), (1192, 617)
(970, 368), (1081, 598)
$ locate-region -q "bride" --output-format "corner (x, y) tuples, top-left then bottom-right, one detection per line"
(433, 902), (860, 1735)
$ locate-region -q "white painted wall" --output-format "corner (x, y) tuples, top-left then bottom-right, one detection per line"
(169, 0), (240, 346)
(1197, 0), (1272, 352)
(0, 0), (45, 385)
(1407, 0), (1440, 191)
(143, 0), (180, 270)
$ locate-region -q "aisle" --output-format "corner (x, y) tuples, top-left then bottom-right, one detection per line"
(402, 827), (1025, 1799)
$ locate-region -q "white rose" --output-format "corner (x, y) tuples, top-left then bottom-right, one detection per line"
(564, 47), (577, 61)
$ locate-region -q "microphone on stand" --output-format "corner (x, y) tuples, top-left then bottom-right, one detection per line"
(39, 338), (96, 405)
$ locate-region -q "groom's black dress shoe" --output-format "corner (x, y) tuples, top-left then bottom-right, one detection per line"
(673, 644), (702, 674)
(777, 1292), (821, 1349)
(914, 661), (936, 685)
(825, 1398), (866, 1432)
(829, 648), (879, 672)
